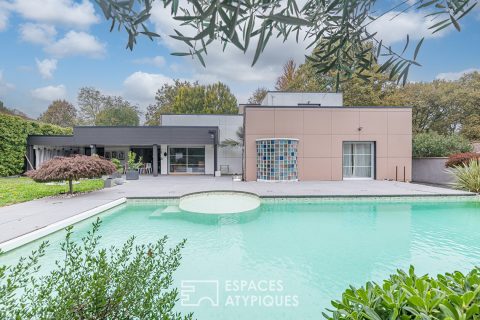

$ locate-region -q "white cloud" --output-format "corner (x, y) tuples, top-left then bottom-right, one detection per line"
(0, 71), (15, 94)
(45, 31), (106, 58)
(367, 11), (450, 44)
(436, 68), (480, 81)
(123, 71), (172, 104)
(35, 58), (57, 79)
(133, 56), (166, 68)
(20, 23), (57, 45)
(0, 6), (8, 31)
(31, 84), (66, 101)
(9, 0), (98, 29)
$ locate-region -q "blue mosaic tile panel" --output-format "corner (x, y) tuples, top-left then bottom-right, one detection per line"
(256, 139), (298, 181)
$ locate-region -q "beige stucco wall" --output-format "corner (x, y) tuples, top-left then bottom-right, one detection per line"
(244, 107), (412, 181)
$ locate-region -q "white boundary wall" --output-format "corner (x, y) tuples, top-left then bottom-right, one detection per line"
(412, 157), (455, 185)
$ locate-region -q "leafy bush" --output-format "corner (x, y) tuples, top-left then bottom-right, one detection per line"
(111, 158), (123, 172)
(27, 155), (116, 193)
(0, 219), (192, 320)
(0, 113), (72, 176)
(449, 159), (480, 193)
(445, 152), (480, 168)
(127, 151), (143, 170)
(413, 132), (472, 157)
(324, 266), (480, 320)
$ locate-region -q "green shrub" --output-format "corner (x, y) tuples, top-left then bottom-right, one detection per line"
(450, 159), (480, 193)
(0, 114), (72, 176)
(324, 266), (480, 320)
(127, 151), (143, 170)
(413, 132), (472, 157)
(0, 219), (192, 320)
(111, 158), (123, 172)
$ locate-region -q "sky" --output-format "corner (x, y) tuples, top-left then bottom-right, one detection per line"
(0, 0), (479, 119)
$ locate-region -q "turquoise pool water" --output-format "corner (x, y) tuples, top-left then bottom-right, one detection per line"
(2, 197), (480, 319)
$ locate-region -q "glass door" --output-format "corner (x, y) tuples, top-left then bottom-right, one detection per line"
(343, 142), (374, 179)
(168, 147), (205, 174)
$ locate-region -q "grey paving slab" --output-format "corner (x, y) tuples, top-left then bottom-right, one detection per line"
(0, 176), (474, 243)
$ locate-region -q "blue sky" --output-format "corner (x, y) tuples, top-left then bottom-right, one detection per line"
(0, 0), (479, 119)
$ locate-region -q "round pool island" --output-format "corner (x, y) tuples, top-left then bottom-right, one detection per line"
(178, 191), (261, 214)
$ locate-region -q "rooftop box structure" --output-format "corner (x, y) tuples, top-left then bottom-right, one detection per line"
(261, 92), (343, 107)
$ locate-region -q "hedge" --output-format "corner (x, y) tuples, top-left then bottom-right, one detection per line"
(0, 113), (72, 176)
(413, 132), (472, 158)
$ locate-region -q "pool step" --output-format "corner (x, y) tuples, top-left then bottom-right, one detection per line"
(149, 205), (181, 218)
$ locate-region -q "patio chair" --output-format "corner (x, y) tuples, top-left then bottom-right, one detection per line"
(145, 163), (152, 174)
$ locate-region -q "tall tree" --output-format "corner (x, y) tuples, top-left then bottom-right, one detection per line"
(384, 74), (480, 135)
(145, 81), (238, 125)
(77, 87), (104, 125)
(275, 59), (298, 91)
(95, 97), (140, 126)
(77, 87), (140, 126)
(247, 87), (268, 104)
(38, 100), (77, 127)
(203, 82), (238, 113)
(273, 56), (396, 106)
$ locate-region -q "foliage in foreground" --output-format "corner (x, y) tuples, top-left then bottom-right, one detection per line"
(27, 155), (116, 194)
(324, 266), (480, 320)
(413, 132), (472, 158)
(450, 159), (480, 193)
(0, 177), (103, 207)
(0, 219), (191, 320)
(0, 113), (72, 176)
(98, 0), (476, 90)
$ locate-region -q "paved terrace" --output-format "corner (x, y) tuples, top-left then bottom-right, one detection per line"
(0, 176), (474, 244)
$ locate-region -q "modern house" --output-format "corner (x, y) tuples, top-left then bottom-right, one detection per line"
(27, 126), (219, 176)
(27, 92), (412, 182)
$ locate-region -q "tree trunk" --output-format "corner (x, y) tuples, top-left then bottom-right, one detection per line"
(68, 178), (73, 194)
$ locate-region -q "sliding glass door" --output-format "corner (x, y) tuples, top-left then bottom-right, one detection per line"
(343, 142), (374, 179)
(168, 147), (205, 174)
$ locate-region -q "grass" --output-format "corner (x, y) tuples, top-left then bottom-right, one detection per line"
(0, 177), (104, 207)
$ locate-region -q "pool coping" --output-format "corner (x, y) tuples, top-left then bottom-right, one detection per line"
(0, 198), (126, 253)
(1, 193), (478, 253)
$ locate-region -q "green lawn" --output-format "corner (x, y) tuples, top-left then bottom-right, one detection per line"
(0, 177), (104, 207)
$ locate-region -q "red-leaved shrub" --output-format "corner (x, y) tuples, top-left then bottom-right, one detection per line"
(27, 155), (116, 193)
(445, 152), (480, 168)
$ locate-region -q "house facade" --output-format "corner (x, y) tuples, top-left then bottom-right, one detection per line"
(243, 105), (412, 182)
(27, 126), (219, 176)
(27, 92), (412, 182)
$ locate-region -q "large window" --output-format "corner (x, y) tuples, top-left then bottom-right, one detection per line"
(343, 142), (374, 179)
(169, 147), (205, 174)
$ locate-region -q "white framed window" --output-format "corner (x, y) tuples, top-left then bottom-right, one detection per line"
(343, 142), (375, 179)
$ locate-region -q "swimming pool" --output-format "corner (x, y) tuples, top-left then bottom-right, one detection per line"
(2, 196), (480, 319)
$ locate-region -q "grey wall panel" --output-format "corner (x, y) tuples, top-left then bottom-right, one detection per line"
(412, 158), (454, 185)
(28, 126), (218, 147)
(27, 135), (75, 146)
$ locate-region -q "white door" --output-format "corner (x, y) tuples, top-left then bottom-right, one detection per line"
(343, 142), (375, 179)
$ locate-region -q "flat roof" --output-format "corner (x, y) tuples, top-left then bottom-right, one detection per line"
(28, 126), (219, 147)
(244, 105), (412, 109)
